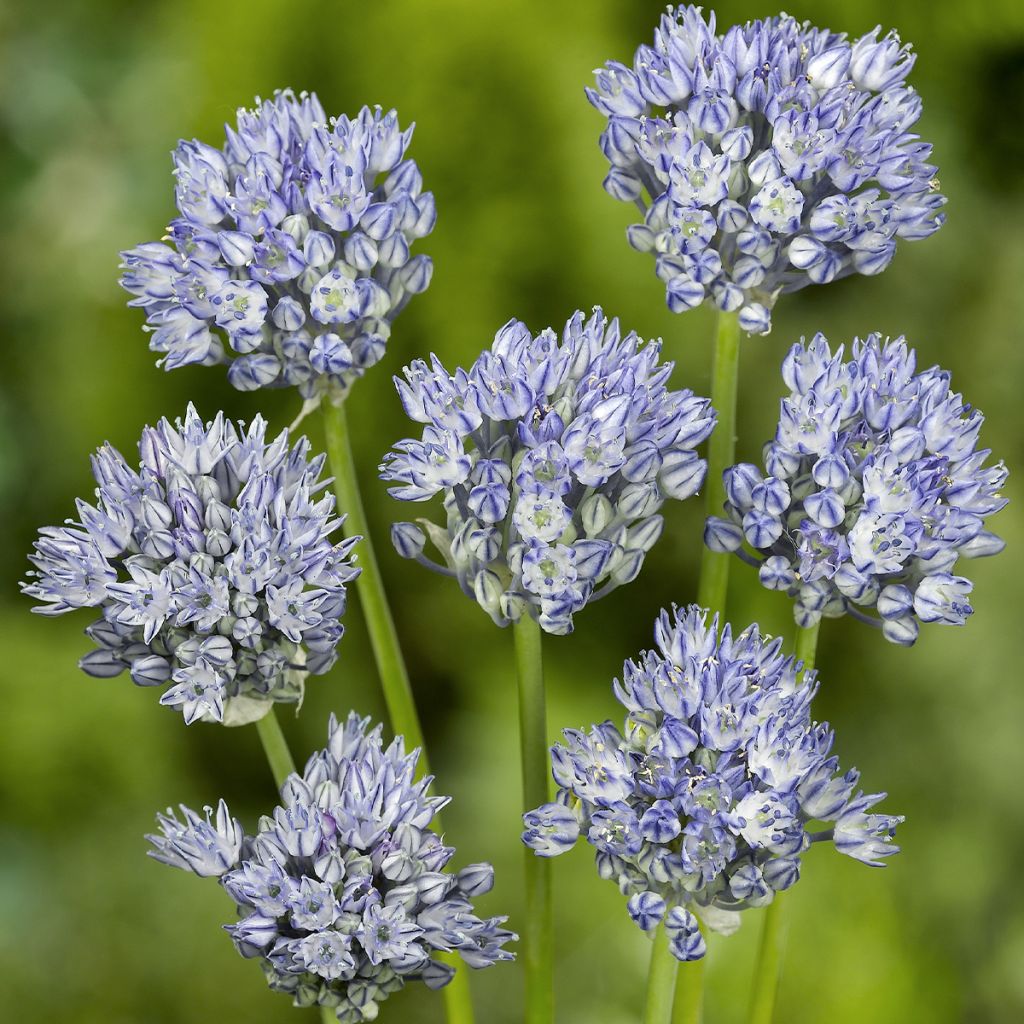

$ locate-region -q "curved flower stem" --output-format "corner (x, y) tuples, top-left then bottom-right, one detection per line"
(321, 396), (428, 767)
(644, 924), (678, 1024)
(672, 951), (705, 1024)
(514, 615), (553, 1024)
(747, 620), (820, 1024)
(696, 310), (742, 615)
(255, 707), (297, 789)
(321, 397), (475, 1024)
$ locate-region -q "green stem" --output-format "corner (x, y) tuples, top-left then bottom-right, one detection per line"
(321, 397), (428, 768)
(747, 895), (788, 1024)
(794, 619), (820, 678)
(440, 954), (475, 1023)
(672, 950), (705, 1024)
(254, 707), (297, 790)
(747, 621), (820, 1024)
(696, 309), (742, 616)
(644, 924), (679, 1024)
(321, 397), (475, 1024)
(669, 312), (741, 1023)
(257, 718), (341, 1024)
(514, 615), (553, 1024)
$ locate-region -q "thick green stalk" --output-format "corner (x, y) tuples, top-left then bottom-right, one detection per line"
(514, 615), (553, 1024)
(321, 397), (428, 767)
(696, 310), (742, 616)
(747, 621), (820, 1024)
(255, 707), (297, 789)
(672, 951), (705, 1024)
(321, 397), (475, 1024)
(644, 924), (680, 1024)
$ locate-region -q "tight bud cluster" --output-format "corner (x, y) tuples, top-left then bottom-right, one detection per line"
(381, 308), (714, 634)
(587, 6), (945, 333)
(120, 90), (434, 403)
(149, 714), (515, 1021)
(23, 406), (358, 724)
(706, 335), (1007, 644)
(523, 607), (901, 960)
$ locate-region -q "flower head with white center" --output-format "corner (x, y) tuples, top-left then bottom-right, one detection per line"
(148, 713), (515, 1021)
(23, 405), (359, 724)
(705, 334), (1008, 644)
(522, 606), (901, 960)
(587, 7), (945, 334)
(380, 308), (715, 634)
(120, 90), (434, 407)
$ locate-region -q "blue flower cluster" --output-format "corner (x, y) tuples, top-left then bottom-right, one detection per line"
(22, 406), (359, 724)
(120, 90), (434, 402)
(149, 713), (515, 1021)
(705, 335), (1008, 644)
(380, 308), (715, 634)
(522, 606), (901, 960)
(587, 6), (945, 334)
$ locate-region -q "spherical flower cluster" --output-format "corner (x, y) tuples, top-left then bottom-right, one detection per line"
(22, 405), (359, 725)
(705, 335), (1008, 645)
(522, 606), (901, 960)
(586, 6), (945, 334)
(148, 713), (515, 1022)
(120, 90), (435, 404)
(379, 308), (715, 634)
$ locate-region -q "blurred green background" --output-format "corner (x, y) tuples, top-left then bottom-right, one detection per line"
(1, 0), (1022, 1021)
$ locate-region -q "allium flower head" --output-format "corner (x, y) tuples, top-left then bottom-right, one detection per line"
(120, 90), (435, 404)
(705, 335), (1008, 645)
(380, 308), (715, 634)
(23, 405), (359, 724)
(587, 7), (945, 334)
(149, 713), (515, 1021)
(522, 606), (901, 960)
